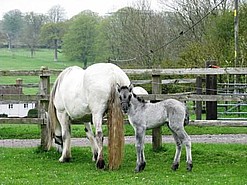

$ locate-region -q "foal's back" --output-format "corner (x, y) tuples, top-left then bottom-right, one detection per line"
(142, 99), (186, 129)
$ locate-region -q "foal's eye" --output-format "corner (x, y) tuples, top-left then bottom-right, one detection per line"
(119, 96), (122, 100)
(128, 94), (132, 100)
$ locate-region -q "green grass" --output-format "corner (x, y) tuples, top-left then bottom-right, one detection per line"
(1, 124), (247, 139)
(0, 48), (83, 70)
(0, 143), (246, 184)
(0, 48), (83, 94)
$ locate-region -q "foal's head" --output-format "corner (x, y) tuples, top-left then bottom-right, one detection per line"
(117, 84), (133, 113)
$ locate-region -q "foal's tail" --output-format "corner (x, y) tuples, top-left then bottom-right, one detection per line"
(184, 107), (190, 126)
(46, 78), (59, 150)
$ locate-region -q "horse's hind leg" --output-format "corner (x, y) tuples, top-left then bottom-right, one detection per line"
(84, 122), (98, 161)
(54, 123), (63, 153)
(92, 113), (105, 169)
(57, 111), (72, 162)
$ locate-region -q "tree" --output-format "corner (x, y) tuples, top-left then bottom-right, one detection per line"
(41, 5), (67, 61)
(48, 5), (66, 23)
(21, 12), (47, 57)
(2, 9), (23, 49)
(105, 1), (169, 68)
(40, 22), (66, 61)
(62, 11), (99, 68)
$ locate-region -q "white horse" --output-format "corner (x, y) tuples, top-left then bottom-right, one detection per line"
(46, 63), (130, 169)
(117, 85), (192, 172)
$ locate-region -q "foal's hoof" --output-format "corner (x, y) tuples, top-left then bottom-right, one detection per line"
(59, 157), (71, 163)
(135, 162), (146, 173)
(187, 163), (193, 172)
(96, 159), (105, 169)
(171, 163), (179, 171)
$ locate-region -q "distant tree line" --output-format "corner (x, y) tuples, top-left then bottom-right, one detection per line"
(0, 0), (247, 68)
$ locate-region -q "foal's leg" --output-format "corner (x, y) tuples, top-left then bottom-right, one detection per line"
(57, 111), (72, 162)
(170, 125), (193, 171)
(84, 122), (98, 161)
(134, 126), (146, 172)
(170, 131), (182, 171)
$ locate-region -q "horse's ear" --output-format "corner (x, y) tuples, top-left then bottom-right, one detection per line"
(129, 84), (133, 92)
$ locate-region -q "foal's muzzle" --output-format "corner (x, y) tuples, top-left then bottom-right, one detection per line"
(120, 102), (129, 114)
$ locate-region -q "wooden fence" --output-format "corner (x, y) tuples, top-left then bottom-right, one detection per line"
(1, 67), (247, 150)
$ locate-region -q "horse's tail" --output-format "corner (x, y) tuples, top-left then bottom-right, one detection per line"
(184, 106), (190, 126)
(108, 84), (124, 170)
(46, 78), (60, 150)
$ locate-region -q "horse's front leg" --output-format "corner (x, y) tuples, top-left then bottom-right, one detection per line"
(93, 114), (105, 169)
(134, 126), (146, 172)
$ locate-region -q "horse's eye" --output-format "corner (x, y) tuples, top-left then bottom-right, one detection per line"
(119, 96), (122, 100)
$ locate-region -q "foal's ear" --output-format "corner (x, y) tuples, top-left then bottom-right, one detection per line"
(128, 83), (133, 92)
(117, 83), (121, 93)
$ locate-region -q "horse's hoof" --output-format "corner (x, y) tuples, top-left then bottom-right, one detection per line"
(171, 163), (179, 171)
(187, 163), (193, 171)
(59, 157), (71, 163)
(135, 162), (146, 172)
(96, 159), (105, 169)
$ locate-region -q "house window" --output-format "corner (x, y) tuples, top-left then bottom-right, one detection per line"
(9, 104), (13, 109)
(24, 103), (28, 109)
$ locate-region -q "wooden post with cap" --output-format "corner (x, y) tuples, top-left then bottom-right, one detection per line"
(39, 66), (50, 150)
(151, 74), (162, 151)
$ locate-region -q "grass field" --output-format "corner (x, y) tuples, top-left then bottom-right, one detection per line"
(1, 123), (247, 139)
(0, 48), (84, 94)
(0, 48), (83, 70)
(1, 48), (247, 184)
(0, 144), (247, 184)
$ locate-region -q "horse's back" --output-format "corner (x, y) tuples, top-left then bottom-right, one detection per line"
(84, 63), (130, 113)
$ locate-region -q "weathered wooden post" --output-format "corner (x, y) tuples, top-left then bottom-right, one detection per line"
(152, 74), (162, 151)
(39, 66), (50, 150)
(196, 76), (202, 120)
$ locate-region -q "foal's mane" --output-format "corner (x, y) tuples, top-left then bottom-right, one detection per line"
(133, 93), (146, 104)
(119, 85), (146, 104)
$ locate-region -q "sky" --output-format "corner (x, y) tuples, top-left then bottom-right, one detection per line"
(0, 0), (163, 19)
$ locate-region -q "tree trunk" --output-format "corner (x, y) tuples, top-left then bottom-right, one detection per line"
(54, 39), (58, 62)
(30, 48), (34, 58)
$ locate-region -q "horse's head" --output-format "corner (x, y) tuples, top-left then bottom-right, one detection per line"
(117, 84), (133, 114)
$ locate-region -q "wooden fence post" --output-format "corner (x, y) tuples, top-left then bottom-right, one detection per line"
(39, 66), (50, 150)
(206, 74), (217, 120)
(196, 76), (202, 120)
(151, 74), (162, 151)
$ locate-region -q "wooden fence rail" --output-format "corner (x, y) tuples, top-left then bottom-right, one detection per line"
(1, 67), (247, 150)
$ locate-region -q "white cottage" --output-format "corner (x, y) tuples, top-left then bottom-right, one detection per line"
(0, 79), (36, 117)
(0, 102), (36, 117)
